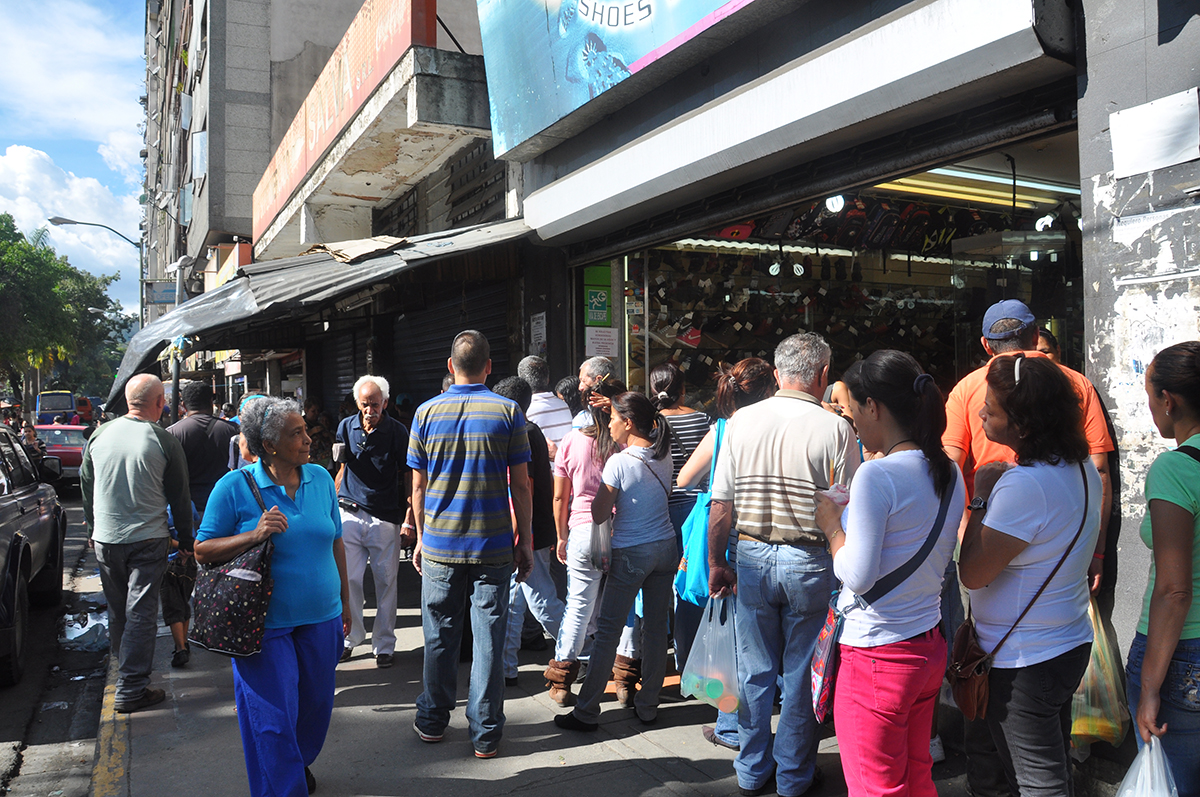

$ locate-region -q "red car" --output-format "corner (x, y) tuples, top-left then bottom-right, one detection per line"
(34, 425), (89, 485)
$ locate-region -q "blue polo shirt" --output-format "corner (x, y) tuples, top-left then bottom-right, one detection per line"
(408, 383), (531, 566)
(197, 462), (343, 629)
(336, 413), (410, 524)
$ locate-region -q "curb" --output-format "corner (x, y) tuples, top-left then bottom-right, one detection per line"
(89, 656), (129, 797)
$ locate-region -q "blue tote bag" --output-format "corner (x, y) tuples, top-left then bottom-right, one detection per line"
(674, 418), (725, 607)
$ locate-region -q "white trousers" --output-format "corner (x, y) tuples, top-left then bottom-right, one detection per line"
(341, 506), (400, 656)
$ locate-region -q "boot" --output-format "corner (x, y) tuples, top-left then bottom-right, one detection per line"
(612, 655), (641, 708)
(544, 659), (580, 707)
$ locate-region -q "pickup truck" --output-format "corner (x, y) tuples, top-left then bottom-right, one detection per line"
(0, 423), (67, 686)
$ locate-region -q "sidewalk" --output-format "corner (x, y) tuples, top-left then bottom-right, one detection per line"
(90, 561), (1121, 797)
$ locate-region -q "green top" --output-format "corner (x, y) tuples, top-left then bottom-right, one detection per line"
(1138, 433), (1200, 637)
(81, 416), (193, 545)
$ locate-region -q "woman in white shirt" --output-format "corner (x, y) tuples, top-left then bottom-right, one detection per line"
(815, 349), (965, 797)
(958, 354), (1101, 796)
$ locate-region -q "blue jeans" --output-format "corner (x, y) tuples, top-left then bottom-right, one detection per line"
(735, 540), (834, 797)
(1128, 633), (1200, 797)
(503, 548), (565, 678)
(573, 537), (678, 723)
(416, 559), (511, 754)
(232, 617), (343, 797)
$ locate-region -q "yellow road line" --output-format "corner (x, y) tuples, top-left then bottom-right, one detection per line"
(90, 656), (129, 797)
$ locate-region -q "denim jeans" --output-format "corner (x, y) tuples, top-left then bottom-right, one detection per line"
(735, 540), (834, 797)
(986, 643), (1091, 797)
(95, 537), (170, 703)
(573, 537), (678, 723)
(503, 548), (565, 678)
(555, 528), (604, 662)
(1128, 633), (1200, 797)
(415, 559), (511, 753)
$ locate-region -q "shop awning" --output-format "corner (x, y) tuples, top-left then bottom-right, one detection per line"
(108, 219), (533, 408)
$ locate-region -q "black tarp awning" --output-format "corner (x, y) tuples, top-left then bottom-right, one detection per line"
(109, 219), (533, 408)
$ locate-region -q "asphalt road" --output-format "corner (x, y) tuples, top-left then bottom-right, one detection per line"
(0, 489), (108, 797)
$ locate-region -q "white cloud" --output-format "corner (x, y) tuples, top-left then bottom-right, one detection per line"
(0, 145), (142, 314)
(0, 1), (144, 183)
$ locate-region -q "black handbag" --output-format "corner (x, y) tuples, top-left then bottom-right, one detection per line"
(188, 470), (276, 657)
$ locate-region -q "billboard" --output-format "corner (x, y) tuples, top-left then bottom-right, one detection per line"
(478, 0), (758, 157)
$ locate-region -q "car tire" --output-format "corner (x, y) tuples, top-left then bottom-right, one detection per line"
(0, 573), (30, 687)
(29, 519), (64, 608)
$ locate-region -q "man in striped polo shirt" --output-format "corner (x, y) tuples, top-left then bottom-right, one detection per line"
(409, 330), (533, 759)
(709, 333), (859, 797)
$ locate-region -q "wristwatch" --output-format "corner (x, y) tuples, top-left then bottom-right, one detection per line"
(968, 496), (988, 512)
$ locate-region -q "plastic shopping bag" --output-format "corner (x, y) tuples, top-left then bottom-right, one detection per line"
(589, 519), (612, 573)
(1072, 597), (1130, 750)
(681, 596), (739, 713)
(1115, 737), (1178, 797)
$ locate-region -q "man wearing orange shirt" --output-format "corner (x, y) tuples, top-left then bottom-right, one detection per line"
(943, 299), (1113, 797)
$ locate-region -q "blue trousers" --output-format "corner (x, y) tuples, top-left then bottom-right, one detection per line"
(231, 616), (343, 797)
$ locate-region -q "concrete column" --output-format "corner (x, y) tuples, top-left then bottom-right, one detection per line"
(1077, 0), (1200, 645)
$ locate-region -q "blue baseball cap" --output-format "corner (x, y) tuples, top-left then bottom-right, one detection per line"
(982, 299), (1036, 340)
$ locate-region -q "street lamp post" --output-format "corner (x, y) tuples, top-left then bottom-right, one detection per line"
(47, 215), (150, 416)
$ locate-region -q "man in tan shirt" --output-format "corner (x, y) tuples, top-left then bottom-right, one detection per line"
(709, 332), (859, 797)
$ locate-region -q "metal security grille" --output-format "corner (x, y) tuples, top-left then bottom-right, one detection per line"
(391, 282), (509, 405)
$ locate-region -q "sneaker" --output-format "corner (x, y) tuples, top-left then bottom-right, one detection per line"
(114, 687), (166, 714)
(930, 734), (946, 764)
(474, 747), (498, 759)
(413, 721), (443, 743)
(702, 724), (740, 751)
(375, 653), (394, 669)
(171, 646), (190, 668)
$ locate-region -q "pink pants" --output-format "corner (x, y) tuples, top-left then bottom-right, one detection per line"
(832, 627), (945, 797)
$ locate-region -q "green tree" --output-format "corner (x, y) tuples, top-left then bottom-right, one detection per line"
(0, 213), (133, 400)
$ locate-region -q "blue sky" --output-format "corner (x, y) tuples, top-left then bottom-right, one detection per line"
(0, 0), (145, 315)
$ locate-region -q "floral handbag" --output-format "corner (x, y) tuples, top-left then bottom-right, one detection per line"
(189, 470), (275, 658)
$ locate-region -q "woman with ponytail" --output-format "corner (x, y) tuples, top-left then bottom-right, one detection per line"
(1127, 341), (1200, 796)
(814, 350), (965, 797)
(543, 377), (626, 706)
(555, 392), (678, 730)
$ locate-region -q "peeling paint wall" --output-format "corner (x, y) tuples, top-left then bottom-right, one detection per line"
(1078, 0), (1200, 648)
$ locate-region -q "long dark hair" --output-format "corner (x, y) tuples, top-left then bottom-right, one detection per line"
(986, 354), (1088, 465)
(715, 357), (776, 419)
(610, 391), (671, 460)
(1149, 341), (1200, 415)
(649, 363), (685, 411)
(583, 376), (627, 466)
(845, 350), (954, 498)
(555, 376), (583, 416)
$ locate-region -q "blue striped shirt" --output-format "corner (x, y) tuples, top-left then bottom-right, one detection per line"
(408, 383), (531, 565)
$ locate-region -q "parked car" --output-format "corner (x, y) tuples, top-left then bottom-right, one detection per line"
(34, 425), (88, 486)
(0, 423), (66, 686)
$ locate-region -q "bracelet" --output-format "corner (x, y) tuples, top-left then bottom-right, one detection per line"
(829, 528), (844, 540)
(401, 523), (416, 531)
(1092, 553), (1105, 560)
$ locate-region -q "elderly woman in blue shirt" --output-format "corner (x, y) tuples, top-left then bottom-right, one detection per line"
(196, 397), (350, 797)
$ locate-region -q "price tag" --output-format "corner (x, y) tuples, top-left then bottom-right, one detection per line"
(849, 326), (858, 336)
(656, 274), (667, 285)
(658, 288), (667, 298)
(818, 287), (827, 296)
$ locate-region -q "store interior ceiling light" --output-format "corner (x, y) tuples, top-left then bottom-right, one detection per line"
(872, 179), (1040, 209)
(825, 195), (845, 213)
(930, 167), (1081, 196)
(1035, 213), (1057, 231)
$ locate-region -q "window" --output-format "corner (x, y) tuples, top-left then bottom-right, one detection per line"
(0, 435), (34, 488)
(191, 130), (207, 180)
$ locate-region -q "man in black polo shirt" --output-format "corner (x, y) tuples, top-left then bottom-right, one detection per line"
(336, 375), (415, 668)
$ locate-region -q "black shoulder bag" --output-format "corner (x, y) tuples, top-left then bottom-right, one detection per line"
(189, 470), (276, 657)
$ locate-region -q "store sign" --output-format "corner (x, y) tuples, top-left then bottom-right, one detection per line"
(586, 288), (610, 326)
(144, 281), (176, 305)
(253, 0), (434, 241)
(477, 0), (760, 156)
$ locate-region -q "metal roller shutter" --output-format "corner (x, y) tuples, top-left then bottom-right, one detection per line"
(391, 282), (510, 405)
